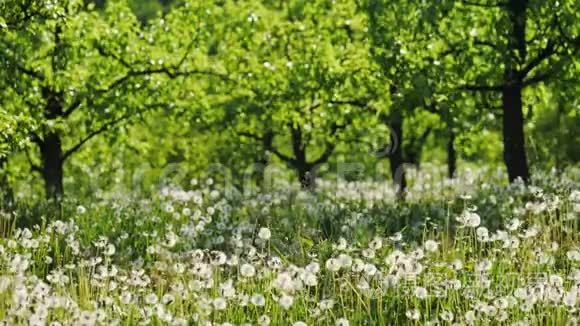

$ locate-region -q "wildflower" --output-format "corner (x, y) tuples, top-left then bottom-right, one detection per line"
(567, 250), (580, 262)
(268, 256), (283, 269)
(465, 310), (476, 324)
(514, 288), (530, 300)
(333, 237), (348, 250)
(496, 310), (509, 322)
(411, 248), (425, 260)
(414, 286), (428, 299)
(476, 227), (489, 242)
(105, 244), (116, 256)
(279, 295), (294, 309)
(273, 272), (295, 292)
(494, 297), (509, 309)
(258, 227), (271, 240)
(381, 274), (400, 288)
(337, 254), (353, 268)
(76, 205), (87, 214)
(483, 305), (497, 316)
(251, 294), (266, 306)
(213, 297), (227, 310)
(240, 263), (256, 278)
(145, 293), (158, 305)
(302, 272), (318, 286)
(335, 318), (350, 326)
(357, 278), (370, 291)
(424, 240), (439, 252)
(258, 315), (271, 326)
(570, 190), (580, 202)
(440, 310), (454, 322)
(502, 236), (520, 249)
(326, 258), (341, 272)
(457, 210), (481, 228)
(450, 259), (463, 270)
(522, 226), (539, 238)
(506, 218), (521, 231)
(120, 291), (132, 305)
(210, 189), (219, 199)
(362, 248), (375, 259)
(219, 280), (236, 298)
(164, 203), (175, 213)
(549, 274), (564, 287)
(363, 263), (377, 276)
(352, 259), (365, 272)
(305, 262), (320, 274)
(78, 311), (96, 325)
(406, 309), (421, 320)
(210, 251), (227, 265)
(520, 300), (534, 312)
(162, 293), (175, 305)
(563, 289), (577, 307)
(165, 231), (178, 248)
(369, 237), (383, 250)
(389, 232), (403, 242)
(475, 259), (492, 273)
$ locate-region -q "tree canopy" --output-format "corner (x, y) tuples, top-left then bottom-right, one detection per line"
(0, 0), (578, 201)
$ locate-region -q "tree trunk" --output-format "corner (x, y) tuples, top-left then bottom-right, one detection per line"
(388, 114), (406, 199)
(290, 126), (317, 191)
(501, 85), (529, 183)
(254, 131), (274, 187)
(502, 0), (530, 183)
(0, 157), (13, 207)
(447, 128), (457, 179)
(39, 88), (66, 200)
(297, 166), (315, 191)
(40, 132), (65, 200)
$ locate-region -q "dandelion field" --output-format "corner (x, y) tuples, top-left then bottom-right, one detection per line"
(0, 169), (578, 326)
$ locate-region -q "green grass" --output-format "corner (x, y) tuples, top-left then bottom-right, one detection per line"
(0, 169), (578, 325)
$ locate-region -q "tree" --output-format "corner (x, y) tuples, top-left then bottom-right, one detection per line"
(367, 0), (445, 197)
(441, 0), (580, 183)
(219, 0), (380, 190)
(0, 0), (225, 199)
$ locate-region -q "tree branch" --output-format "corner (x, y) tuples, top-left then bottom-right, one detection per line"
(13, 61), (45, 80)
(422, 99), (440, 114)
(62, 103), (167, 161)
(238, 131), (297, 165)
(519, 39), (557, 78)
(311, 143), (335, 166)
(237, 131), (264, 142)
(309, 118), (353, 167)
(95, 44), (232, 95)
(473, 40), (500, 51)
(267, 146), (297, 166)
(459, 0), (507, 8)
(62, 97), (83, 118)
(457, 83), (504, 92)
(328, 99), (370, 108)
(522, 71), (552, 87)
(290, 125), (305, 159)
(29, 131), (42, 145)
